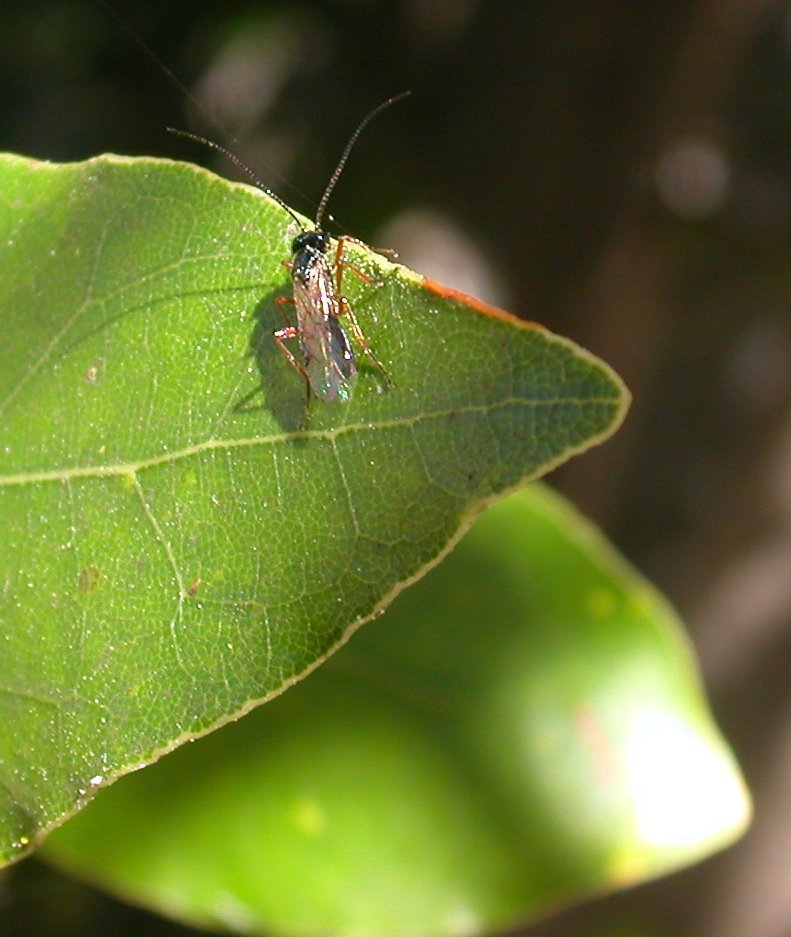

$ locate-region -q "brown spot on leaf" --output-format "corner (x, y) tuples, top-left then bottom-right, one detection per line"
(78, 565), (102, 594)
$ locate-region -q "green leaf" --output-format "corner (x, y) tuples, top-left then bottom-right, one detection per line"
(0, 153), (628, 864)
(43, 486), (750, 936)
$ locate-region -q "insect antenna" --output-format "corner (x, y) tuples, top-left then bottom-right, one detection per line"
(166, 128), (307, 231)
(314, 91), (411, 229)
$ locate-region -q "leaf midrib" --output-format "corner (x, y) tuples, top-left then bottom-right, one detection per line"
(0, 394), (617, 487)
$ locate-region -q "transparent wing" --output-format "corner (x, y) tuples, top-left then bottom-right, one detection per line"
(293, 260), (357, 402)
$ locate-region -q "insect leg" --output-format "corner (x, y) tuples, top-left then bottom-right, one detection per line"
(331, 237), (393, 387)
(333, 236), (373, 295)
(273, 325), (309, 380)
(337, 295), (393, 387)
(275, 295), (296, 330)
(333, 236), (399, 287)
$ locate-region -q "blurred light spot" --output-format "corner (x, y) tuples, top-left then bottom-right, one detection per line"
(378, 208), (507, 307)
(442, 907), (484, 935)
(212, 891), (257, 931)
(625, 708), (750, 849)
(192, 14), (331, 137)
(655, 138), (730, 218)
(292, 796), (326, 836)
(194, 23), (293, 135)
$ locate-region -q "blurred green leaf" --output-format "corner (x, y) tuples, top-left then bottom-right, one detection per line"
(44, 486), (751, 936)
(0, 153), (627, 864)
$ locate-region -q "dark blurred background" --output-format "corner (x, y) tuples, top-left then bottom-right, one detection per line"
(1, 1), (789, 935)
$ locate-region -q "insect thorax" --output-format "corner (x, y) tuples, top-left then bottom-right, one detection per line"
(291, 230), (331, 283)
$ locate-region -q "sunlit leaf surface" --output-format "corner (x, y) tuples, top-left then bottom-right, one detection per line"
(0, 153), (628, 863)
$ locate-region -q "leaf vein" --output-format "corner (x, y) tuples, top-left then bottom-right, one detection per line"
(0, 397), (619, 487)
(131, 475), (188, 674)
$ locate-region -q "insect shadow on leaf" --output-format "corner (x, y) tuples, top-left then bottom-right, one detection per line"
(232, 249), (393, 434)
(230, 282), (309, 434)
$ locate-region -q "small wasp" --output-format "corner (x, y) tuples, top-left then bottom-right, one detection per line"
(169, 92), (409, 403)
